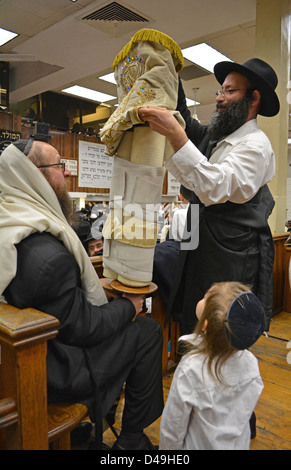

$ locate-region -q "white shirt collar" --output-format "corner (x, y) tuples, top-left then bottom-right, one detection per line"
(220, 118), (258, 146)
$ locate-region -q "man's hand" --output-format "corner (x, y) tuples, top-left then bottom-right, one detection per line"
(122, 293), (144, 315)
(138, 107), (188, 152)
(104, 289), (121, 302)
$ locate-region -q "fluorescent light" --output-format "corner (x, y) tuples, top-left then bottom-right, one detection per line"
(100, 102), (113, 108)
(62, 85), (116, 102)
(0, 27), (18, 46)
(182, 43), (232, 73)
(186, 98), (200, 107)
(99, 73), (116, 84)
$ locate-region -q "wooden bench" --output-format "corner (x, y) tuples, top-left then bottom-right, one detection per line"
(0, 303), (88, 450)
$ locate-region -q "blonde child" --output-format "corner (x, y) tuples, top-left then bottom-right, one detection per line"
(159, 281), (266, 450)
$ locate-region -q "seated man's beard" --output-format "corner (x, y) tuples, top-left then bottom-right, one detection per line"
(55, 186), (76, 225)
(207, 94), (253, 141)
(43, 171), (75, 225)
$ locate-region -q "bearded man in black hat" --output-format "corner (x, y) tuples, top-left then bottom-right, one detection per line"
(138, 58), (280, 337)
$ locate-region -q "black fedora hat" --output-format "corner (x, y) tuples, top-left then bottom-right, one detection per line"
(214, 58), (280, 117)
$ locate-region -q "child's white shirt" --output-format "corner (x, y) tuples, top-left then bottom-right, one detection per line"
(159, 334), (263, 450)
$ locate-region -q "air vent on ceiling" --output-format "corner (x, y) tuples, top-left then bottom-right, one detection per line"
(80, 2), (152, 37)
(82, 2), (149, 22)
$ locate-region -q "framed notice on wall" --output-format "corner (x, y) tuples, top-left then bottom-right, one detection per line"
(78, 141), (113, 188)
(0, 129), (22, 156)
(167, 172), (180, 196)
(61, 158), (78, 176)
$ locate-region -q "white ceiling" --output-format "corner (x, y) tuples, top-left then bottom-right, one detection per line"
(0, 0), (265, 124)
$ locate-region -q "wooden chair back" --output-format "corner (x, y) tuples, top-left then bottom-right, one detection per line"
(0, 303), (87, 450)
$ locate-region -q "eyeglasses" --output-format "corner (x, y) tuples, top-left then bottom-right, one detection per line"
(37, 162), (66, 172)
(216, 88), (249, 97)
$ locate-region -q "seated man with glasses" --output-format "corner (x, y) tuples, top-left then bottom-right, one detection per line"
(138, 58), (279, 340)
(38, 161), (66, 172)
(0, 137), (163, 450)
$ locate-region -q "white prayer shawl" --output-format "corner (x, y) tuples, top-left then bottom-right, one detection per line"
(0, 143), (107, 306)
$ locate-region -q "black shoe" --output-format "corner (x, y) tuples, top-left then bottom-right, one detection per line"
(70, 422), (93, 446)
(111, 433), (158, 450)
(250, 412), (256, 439)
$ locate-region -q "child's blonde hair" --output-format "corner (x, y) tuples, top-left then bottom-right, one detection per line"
(185, 281), (252, 383)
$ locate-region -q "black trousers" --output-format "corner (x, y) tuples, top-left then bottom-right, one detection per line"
(121, 316), (164, 432)
(88, 315), (164, 433)
(85, 316), (164, 448)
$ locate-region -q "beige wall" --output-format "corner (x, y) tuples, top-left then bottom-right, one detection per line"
(255, 0), (290, 233)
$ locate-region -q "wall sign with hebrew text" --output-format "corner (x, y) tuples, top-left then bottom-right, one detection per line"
(0, 129), (22, 156)
(78, 141), (113, 188)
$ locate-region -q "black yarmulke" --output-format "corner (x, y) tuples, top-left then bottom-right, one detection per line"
(224, 292), (267, 350)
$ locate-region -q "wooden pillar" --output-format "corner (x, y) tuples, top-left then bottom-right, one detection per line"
(255, 0), (291, 233)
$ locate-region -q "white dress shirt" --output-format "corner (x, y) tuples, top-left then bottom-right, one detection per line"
(170, 205), (188, 241)
(166, 119), (275, 206)
(159, 334), (264, 450)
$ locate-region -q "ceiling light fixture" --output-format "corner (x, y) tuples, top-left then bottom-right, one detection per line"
(61, 85), (116, 102)
(0, 27), (18, 46)
(98, 73), (117, 84)
(182, 43), (232, 73)
(186, 98), (199, 107)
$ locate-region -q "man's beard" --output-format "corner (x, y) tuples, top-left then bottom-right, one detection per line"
(44, 171), (75, 225)
(207, 94), (253, 141)
(55, 186), (76, 226)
